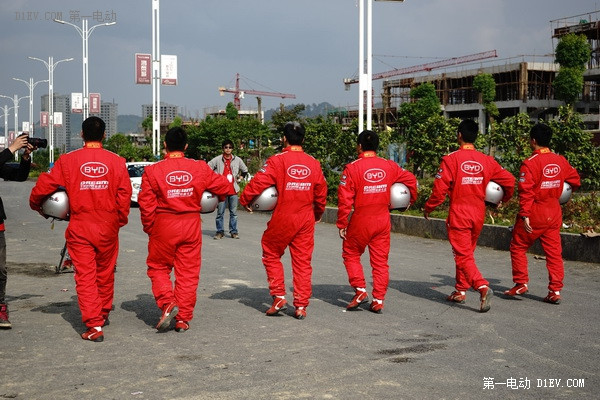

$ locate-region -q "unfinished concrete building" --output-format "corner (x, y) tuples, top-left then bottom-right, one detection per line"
(336, 11), (600, 134)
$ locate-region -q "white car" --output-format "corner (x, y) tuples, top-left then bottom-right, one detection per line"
(126, 162), (153, 204)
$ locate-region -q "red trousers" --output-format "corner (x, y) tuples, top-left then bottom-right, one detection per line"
(342, 211), (391, 300)
(510, 217), (564, 292)
(261, 211), (314, 308)
(447, 221), (489, 292)
(66, 219), (119, 328)
(146, 214), (202, 321)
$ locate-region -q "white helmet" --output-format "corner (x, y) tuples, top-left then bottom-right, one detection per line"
(559, 182), (572, 205)
(41, 190), (70, 220)
(485, 181), (504, 206)
(250, 186), (278, 211)
(200, 191), (218, 214)
(389, 183), (411, 211)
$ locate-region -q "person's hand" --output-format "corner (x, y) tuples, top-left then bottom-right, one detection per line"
(339, 228), (347, 240)
(523, 217), (532, 234)
(9, 134), (29, 154)
(22, 143), (35, 160)
(423, 210), (430, 220)
(244, 205), (253, 213)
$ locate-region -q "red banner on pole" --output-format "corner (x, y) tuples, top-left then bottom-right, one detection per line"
(40, 112), (49, 127)
(135, 53), (152, 84)
(89, 93), (101, 114)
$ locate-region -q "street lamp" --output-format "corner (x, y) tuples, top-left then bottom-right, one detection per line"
(54, 18), (116, 120)
(0, 94), (29, 160)
(358, 0), (404, 131)
(12, 77), (48, 137)
(0, 105), (15, 150)
(29, 56), (73, 165)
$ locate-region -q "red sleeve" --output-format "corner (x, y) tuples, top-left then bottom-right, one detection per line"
(563, 157), (581, 192)
(392, 162), (418, 204)
(29, 158), (65, 211)
(313, 163), (328, 221)
(138, 169), (157, 234)
(424, 157), (452, 214)
(116, 159), (132, 227)
(517, 162), (536, 217)
(239, 158), (278, 206)
(336, 165), (355, 229)
(204, 163), (233, 198)
(490, 161), (515, 203)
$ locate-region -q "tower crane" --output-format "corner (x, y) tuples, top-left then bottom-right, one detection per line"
(218, 73), (296, 112)
(344, 50), (498, 89)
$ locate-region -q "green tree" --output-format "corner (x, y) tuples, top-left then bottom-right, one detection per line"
(397, 83), (457, 175)
(225, 102), (238, 120)
(168, 115), (183, 129)
(473, 73), (499, 154)
(553, 34), (591, 105)
(493, 113), (533, 176)
(104, 133), (137, 160)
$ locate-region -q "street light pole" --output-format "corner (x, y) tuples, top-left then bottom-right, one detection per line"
(152, 0), (161, 157)
(54, 18), (116, 120)
(359, 0), (405, 131)
(12, 77), (49, 137)
(0, 105), (15, 150)
(0, 94), (29, 160)
(28, 56), (73, 165)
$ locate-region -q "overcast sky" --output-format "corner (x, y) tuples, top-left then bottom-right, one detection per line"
(0, 0), (598, 125)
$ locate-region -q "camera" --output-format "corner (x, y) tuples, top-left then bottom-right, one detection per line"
(28, 137), (48, 148)
(17, 133), (47, 149)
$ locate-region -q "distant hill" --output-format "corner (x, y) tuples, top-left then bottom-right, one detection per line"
(264, 102), (340, 121)
(118, 114), (143, 133)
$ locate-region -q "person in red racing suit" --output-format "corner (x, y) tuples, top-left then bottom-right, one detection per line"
(424, 119), (515, 313)
(138, 127), (231, 332)
(30, 117), (131, 342)
(507, 123), (580, 304)
(337, 130), (418, 314)
(240, 122), (327, 320)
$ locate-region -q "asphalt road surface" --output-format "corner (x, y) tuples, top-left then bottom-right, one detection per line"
(1, 180), (598, 399)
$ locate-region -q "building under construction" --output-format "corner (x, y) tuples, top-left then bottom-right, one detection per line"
(335, 10), (600, 133)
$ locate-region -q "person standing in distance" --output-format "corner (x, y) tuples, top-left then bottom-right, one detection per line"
(208, 140), (248, 239)
(507, 123), (580, 304)
(424, 119), (515, 312)
(139, 127), (231, 332)
(0, 134), (34, 329)
(239, 122), (327, 319)
(337, 130), (418, 313)
(30, 117), (131, 341)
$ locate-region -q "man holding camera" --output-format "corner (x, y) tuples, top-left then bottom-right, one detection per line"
(0, 134), (34, 329)
(30, 117), (131, 342)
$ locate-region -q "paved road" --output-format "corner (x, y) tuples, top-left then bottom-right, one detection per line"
(1, 180), (598, 399)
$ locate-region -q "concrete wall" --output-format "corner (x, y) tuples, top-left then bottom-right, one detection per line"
(322, 207), (600, 264)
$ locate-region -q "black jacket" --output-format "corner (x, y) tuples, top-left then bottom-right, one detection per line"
(0, 148), (31, 222)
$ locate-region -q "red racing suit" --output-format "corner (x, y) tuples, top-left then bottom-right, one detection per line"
(30, 142), (131, 328)
(239, 145), (327, 308)
(424, 144), (515, 292)
(336, 151), (418, 300)
(138, 151), (231, 322)
(509, 148), (580, 292)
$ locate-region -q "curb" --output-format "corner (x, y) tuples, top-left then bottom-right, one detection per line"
(321, 207), (600, 264)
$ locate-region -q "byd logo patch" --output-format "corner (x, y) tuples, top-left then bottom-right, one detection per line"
(543, 164), (561, 178)
(166, 170), (193, 186)
(461, 161), (483, 175)
(364, 168), (386, 183)
(80, 162), (108, 178)
(287, 164), (311, 179)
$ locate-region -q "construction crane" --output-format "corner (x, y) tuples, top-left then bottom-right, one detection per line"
(218, 73), (296, 112)
(344, 50), (498, 89)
